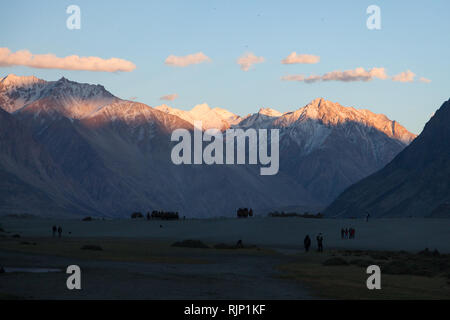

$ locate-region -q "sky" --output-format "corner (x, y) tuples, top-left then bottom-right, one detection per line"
(1, 0), (449, 134)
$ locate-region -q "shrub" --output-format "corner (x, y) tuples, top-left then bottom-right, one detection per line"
(171, 239), (209, 249)
(382, 261), (413, 275)
(349, 259), (375, 268)
(322, 257), (348, 266)
(131, 212), (144, 219)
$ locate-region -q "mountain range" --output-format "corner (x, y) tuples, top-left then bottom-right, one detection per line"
(0, 74), (417, 217)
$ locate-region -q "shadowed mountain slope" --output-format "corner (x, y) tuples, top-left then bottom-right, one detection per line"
(325, 99), (450, 218)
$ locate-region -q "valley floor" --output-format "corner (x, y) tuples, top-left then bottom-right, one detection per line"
(0, 216), (449, 299)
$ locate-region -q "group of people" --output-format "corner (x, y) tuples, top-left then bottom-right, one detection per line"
(52, 225), (63, 238)
(303, 233), (324, 252)
(341, 227), (356, 239)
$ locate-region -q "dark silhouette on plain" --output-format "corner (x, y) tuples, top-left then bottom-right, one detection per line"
(150, 210), (179, 220)
(316, 233), (324, 252)
(236, 208), (254, 218)
(131, 212), (144, 219)
(304, 235), (311, 252)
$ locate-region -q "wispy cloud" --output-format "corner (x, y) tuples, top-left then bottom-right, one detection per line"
(160, 93), (178, 101)
(392, 70), (415, 82)
(237, 52), (265, 71)
(0, 48), (136, 72)
(419, 77), (431, 83)
(281, 52), (320, 64)
(164, 52), (211, 67)
(282, 67), (388, 83)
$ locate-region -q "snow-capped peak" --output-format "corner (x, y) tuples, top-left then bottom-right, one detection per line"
(274, 98), (417, 144)
(258, 107), (282, 117)
(0, 74), (117, 118)
(155, 103), (242, 130)
(0, 74), (44, 88)
(190, 103), (212, 115)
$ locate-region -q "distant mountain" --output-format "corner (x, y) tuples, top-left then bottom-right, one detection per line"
(0, 74), (417, 217)
(155, 103), (242, 130)
(325, 99), (450, 218)
(237, 108), (284, 129)
(0, 74), (116, 117)
(236, 98), (416, 203)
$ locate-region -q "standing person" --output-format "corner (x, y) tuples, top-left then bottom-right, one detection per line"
(341, 228), (345, 239)
(316, 233), (324, 252)
(52, 225), (57, 237)
(345, 228), (349, 239)
(304, 235), (311, 252)
(366, 213), (370, 222)
(57, 226), (62, 238)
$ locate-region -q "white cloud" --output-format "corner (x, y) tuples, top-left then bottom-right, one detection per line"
(0, 47), (136, 72)
(160, 93), (178, 101)
(281, 52), (320, 64)
(237, 52), (265, 71)
(282, 67), (389, 83)
(164, 52), (211, 67)
(280, 75), (306, 81)
(392, 70), (415, 82)
(419, 77), (431, 83)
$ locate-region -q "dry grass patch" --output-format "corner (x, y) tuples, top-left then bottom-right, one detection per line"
(278, 250), (450, 300)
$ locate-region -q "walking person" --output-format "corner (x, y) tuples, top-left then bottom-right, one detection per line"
(316, 233), (324, 252)
(304, 235), (311, 252)
(57, 226), (62, 238)
(341, 228), (345, 239)
(52, 225), (57, 237)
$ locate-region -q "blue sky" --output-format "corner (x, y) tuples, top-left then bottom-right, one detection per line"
(1, 0), (449, 134)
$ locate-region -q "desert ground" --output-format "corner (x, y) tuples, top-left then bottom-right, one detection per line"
(0, 216), (449, 299)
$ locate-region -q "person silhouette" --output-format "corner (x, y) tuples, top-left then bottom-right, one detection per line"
(52, 225), (57, 237)
(316, 233), (324, 252)
(57, 226), (62, 238)
(304, 235), (311, 252)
